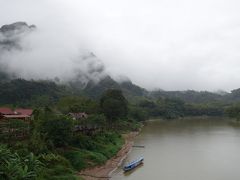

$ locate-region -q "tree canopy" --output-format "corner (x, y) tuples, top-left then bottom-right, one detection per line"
(100, 89), (128, 122)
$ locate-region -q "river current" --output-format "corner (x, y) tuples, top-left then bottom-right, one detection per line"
(112, 118), (240, 180)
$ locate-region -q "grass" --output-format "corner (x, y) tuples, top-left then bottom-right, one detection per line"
(63, 132), (124, 171)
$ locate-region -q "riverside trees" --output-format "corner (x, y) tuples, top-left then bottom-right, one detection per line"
(100, 89), (128, 125)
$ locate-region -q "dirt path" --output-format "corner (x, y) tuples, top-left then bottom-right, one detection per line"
(78, 132), (139, 180)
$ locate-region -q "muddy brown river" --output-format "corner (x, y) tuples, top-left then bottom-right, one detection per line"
(112, 118), (240, 180)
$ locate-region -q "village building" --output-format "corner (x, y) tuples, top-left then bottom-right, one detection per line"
(0, 107), (33, 138)
(0, 107), (33, 121)
(15, 109), (33, 116)
(68, 112), (100, 134)
(68, 112), (88, 120)
(0, 107), (14, 115)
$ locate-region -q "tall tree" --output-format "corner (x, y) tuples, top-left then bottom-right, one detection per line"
(100, 89), (128, 124)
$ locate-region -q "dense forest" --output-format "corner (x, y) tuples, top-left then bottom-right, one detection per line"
(2, 71), (240, 179)
(1, 74), (240, 119)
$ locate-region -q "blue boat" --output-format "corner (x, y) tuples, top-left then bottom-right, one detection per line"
(123, 157), (144, 171)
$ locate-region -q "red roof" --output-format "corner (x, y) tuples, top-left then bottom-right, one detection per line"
(15, 109), (33, 116)
(0, 108), (14, 115)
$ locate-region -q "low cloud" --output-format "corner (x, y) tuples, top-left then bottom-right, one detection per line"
(0, 21), (107, 87)
(1, 0), (240, 91)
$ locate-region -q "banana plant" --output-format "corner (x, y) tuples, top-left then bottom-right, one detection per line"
(0, 145), (44, 180)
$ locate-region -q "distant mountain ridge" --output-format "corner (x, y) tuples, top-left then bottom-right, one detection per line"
(0, 22), (240, 105)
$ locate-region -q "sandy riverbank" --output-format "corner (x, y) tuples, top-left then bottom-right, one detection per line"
(78, 132), (139, 180)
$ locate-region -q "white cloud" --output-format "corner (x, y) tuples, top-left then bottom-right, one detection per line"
(1, 0), (240, 91)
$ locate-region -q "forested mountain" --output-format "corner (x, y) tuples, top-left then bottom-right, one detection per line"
(0, 72), (238, 105)
(149, 90), (224, 103)
(0, 21), (240, 112)
(0, 78), (71, 107)
(82, 75), (148, 99)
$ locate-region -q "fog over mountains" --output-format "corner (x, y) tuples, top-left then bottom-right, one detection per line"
(2, 22), (240, 104)
(2, 0), (240, 91)
(0, 22), (107, 87)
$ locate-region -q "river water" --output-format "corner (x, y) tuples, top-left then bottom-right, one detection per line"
(112, 118), (240, 180)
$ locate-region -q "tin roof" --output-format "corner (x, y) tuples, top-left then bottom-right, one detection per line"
(0, 108), (14, 115)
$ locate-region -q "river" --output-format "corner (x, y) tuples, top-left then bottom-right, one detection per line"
(112, 118), (240, 180)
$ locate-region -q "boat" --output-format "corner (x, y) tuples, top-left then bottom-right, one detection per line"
(123, 157), (144, 172)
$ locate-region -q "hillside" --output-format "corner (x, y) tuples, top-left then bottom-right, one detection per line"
(0, 21), (240, 107)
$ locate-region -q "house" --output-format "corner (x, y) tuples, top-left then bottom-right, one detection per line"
(0, 107), (33, 121)
(3, 114), (31, 121)
(0, 108), (14, 120)
(68, 112), (88, 120)
(15, 109), (33, 116)
(0, 107), (14, 115)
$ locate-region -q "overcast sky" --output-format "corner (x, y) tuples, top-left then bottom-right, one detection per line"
(1, 0), (240, 91)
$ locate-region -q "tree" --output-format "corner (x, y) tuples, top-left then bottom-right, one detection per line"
(225, 104), (240, 120)
(57, 96), (99, 114)
(128, 106), (148, 122)
(162, 98), (185, 119)
(100, 89), (128, 124)
(86, 114), (106, 127)
(40, 116), (74, 147)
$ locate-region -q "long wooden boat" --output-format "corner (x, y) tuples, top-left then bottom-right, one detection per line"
(123, 157), (144, 172)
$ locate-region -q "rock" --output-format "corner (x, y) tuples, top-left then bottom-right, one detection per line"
(0, 21), (36, 51)
(0, 22), (36, 34)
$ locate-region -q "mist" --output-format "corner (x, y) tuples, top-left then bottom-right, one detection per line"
(1, 0), (240, 91)
(0, 21), (107, 86)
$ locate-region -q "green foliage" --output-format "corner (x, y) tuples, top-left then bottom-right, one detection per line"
(83, 76), (120, 98)
(28, 131), (49, 154)
(0, 79), (70, 106)
(38, 153), (77, 180)
(137, 98), (185, 119)
(185, 103), (224, 116)
(57, 96), (99, 114)
(1, 119), (29, 142)
(161, 98), (185, 119)
(100, 89), (128, 123)
(28, 108), (74, 151)
(40, 153), (71, 167)
(85, 114), (106, 127)
(66, 132), (123, 170)
(0, 145), (43, 180)
(135, 97), (225, 119)
(225, 103), (240, 120)
(71, 134), (98, 150)
(128, 105), (148, 121)
(30, 95), (53, 108)
(114, 119), (142, 131)
(40, 116), (74, 147)
(150, 90), (223, 104)
(64, 150), (107, 170)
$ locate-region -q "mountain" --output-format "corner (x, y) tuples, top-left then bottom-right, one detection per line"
(0, 21), (35, 51)
(0, 79), (70, 106)
(0, 22), (240, 106)
(83, 75), (120, 98)
(149, 90), (224, 104)
(82, 75), (148, 99)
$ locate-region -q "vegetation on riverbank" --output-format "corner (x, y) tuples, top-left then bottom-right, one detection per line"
(1, 77), (240, 179)
(0, 89), (139, 179)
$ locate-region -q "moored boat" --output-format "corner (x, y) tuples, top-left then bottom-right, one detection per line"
(123, 157), (144, 172)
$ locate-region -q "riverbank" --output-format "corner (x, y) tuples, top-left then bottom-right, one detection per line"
(78, 132), (139, 180)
